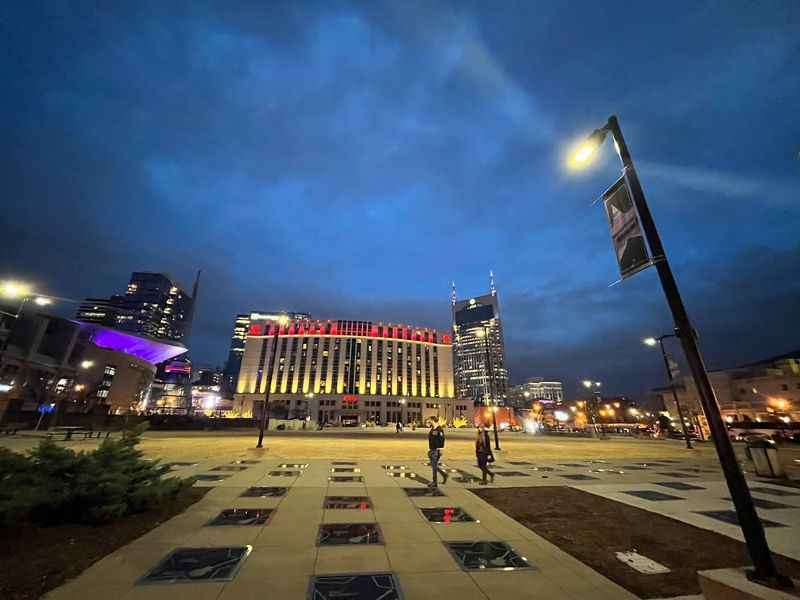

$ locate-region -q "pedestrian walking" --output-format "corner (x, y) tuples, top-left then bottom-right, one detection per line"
(427, 416), (448, 486)
(476, 424), (495, 485)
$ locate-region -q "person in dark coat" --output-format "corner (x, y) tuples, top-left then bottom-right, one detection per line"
(427, 416), (447, 486)
(476, 424), (495, 485)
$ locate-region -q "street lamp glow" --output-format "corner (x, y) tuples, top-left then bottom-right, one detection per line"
(567, 127), (608, 170)
(643, 337), (658, 347)
(582, 380), (592, 389)
(33, 297), (52, 306)
(0, 280), (32, 299)
(80, 360), (95, 369)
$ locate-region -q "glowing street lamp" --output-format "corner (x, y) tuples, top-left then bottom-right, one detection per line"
(569, 115), (788, 587)
(256, 315), (290, 448)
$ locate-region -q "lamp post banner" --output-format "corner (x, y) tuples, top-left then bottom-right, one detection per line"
(603, 175), (652, 280)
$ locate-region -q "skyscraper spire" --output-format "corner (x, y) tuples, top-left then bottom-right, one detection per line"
(489, 270), (496, 296)
(450, 281), (457, 306)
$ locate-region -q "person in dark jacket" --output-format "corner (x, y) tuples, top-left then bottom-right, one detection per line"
(476, 424), (495, 485)
(427, 416), (447, 486)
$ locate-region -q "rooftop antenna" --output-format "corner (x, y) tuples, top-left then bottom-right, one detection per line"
(450, 281), (457, 307)
(489, 270), (496, 296)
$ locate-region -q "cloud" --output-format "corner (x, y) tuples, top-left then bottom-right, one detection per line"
(639, 161), (798, 205)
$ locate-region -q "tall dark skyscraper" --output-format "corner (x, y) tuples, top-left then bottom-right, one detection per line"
(451, 273), (509, 406)
(76, 272), (195, 343)
(222, 310), (311, 393)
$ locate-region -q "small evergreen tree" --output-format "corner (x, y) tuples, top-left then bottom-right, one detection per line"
(0, 423), (191, 527)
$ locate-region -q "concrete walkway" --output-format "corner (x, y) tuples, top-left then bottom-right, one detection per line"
(42, 454), (796, 599)
(43, 457), (644, 600)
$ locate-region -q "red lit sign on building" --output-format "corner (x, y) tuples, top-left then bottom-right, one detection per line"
(442, 334), (451, 344)
(342, 395), (359, 406)
(249, 324), (262, 336)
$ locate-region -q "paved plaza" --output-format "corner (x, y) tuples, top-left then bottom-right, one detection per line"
(27, 431), (799, 600)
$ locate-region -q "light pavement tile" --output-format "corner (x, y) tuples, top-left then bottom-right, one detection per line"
(477, 516), (534, 541)
(315, 545), (390, 574)
(372, 506), (424, 524)
(255, 522), (319, 547)
(71, 543), (175, 586)
(431, 523), (495, 541)
(232, 545), (317, 580)
(174, 525), (265, 546)
(323, 509), (377, 523)
(218, 575), (308, 600)
(386, 542), (462, 574)
(380, 521), (440, 544)
(123, 582), (226, 600)
(270, 507), (323, 527)
(199, 496), (284, 510)
(470, 570), (577, 600)
(398, 571), (488, 599)
(43, 583), (133, 600)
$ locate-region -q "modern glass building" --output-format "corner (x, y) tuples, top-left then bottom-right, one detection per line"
(451, 285), (509, 407)
(75, 272), (194, 343)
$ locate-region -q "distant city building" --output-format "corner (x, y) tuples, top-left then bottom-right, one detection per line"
(191, 366), (229, 414)
(233, 318), (465, 426)
(76, 272), (197, 343)
(148, 355), (192, 413)
(509, 378), (564, 408)
(450, 276), (509, 407)
(222, 311), (310, 393)
(651, 350), (800, 423)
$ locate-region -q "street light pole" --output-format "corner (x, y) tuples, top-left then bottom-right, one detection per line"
(578, 115), (787, 587)
(481, 325), (501, 451)
(257, 318), (286, 449)
(646, 335), (692, 449)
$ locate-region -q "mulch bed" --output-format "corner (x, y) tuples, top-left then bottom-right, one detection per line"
(0, 487), (209, 600)
(473, 486), (800, 598)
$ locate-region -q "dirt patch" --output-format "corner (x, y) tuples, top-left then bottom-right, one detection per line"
(472, 486), (800, 598)
(0, 487), (209, 600)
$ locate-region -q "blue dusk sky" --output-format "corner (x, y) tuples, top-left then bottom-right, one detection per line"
(1, 1), (798, 399)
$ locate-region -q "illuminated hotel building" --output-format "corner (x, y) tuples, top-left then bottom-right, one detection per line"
(451, 276), (509, 406)
(222, 311), (310, 392)
(233, 318), (466, 425)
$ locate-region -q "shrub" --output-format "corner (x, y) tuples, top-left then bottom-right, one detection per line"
(0, 423), (191, 527)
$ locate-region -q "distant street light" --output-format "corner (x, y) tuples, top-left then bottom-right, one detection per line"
(475, 326), (500, 450)
(644, 334), (693, 449)
(256, 315), (290, 448)
(80, 360), (95, 369)
(570, 115), (788, 588)
(581, 379), (604, 438)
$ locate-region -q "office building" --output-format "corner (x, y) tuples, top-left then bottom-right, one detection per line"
(76, 272), (197, 343)
(509, 378), (564, 408)
(233, 318), (466, 426)
(222, 311), (310, 393)
(651, 350), (800, 423)
(450, 276), (509, 407)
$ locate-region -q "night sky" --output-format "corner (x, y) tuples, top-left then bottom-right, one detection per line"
(2, 1), (798, 400)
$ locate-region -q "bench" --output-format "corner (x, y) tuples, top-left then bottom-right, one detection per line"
(1, 422), (30, 435)
(46, 427), (111, 441)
